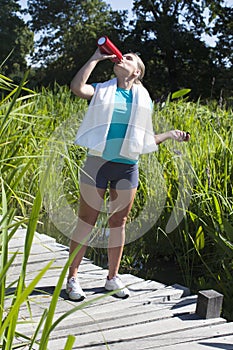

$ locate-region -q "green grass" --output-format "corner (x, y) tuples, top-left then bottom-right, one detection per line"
(0, 74), (113, 348)
(133, 98), (233, 320)
(0, 72), (233, 349)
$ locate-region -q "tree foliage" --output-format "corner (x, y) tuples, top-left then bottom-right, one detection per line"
(2, 0), (231, 101)
(0, 0), (33, 80)
(213, 5), (233, 67)
(27, 0), (128, 85)
(127, 0), (231, 100)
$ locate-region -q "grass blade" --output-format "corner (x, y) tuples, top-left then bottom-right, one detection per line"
(64, 335), (76, 350)
(0, 260), (54, 337)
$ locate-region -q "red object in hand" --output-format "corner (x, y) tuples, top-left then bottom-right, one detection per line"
(97, 36), (123, 62)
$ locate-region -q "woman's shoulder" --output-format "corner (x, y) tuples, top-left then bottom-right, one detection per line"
(96, 78), (117, 88)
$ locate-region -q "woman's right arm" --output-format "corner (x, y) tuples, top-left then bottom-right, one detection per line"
(70, 49), (116, 100)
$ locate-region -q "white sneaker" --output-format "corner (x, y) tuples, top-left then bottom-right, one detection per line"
(105, 276), (130, 299)
(66, 277), (86, 301)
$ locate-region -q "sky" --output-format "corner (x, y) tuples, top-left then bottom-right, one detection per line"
(19, 0), (233, 12)
(105, 0), (134, 12)
(106, 0), (233, 9)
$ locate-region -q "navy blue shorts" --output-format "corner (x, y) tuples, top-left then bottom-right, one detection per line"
(80, 156), (139, 190)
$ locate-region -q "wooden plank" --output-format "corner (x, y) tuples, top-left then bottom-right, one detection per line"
(84, 323), (233, 350)
(7, 282), (188, 322)
(16, 293), (197, 335)
(10, 292), (196, 335)
(47, 316), (227, 349)
(7, 258), (103, 279)
(60, 282), (184, 314)
(163, 334), (233, 350)
(8, 229), (56, 247)
(142, 322), (233, 350)
(8, 242), (67, 255)
(10, 250), (69, 266)
(16, 305), (196, 341)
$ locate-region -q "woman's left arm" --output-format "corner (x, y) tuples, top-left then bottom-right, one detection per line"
(155, 130), (190, 145)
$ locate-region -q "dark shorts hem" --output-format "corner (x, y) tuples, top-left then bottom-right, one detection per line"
(80, 156), (139, 190)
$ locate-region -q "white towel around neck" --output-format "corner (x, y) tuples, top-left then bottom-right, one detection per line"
(75, 78), (158, 160)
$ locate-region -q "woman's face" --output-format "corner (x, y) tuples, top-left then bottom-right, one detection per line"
(114, 53), (140, 80)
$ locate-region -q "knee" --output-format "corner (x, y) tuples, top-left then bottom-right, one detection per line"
(108, 215), (127, 228)
(78, 214), (97, 227)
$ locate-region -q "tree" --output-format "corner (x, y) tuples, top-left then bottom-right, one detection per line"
(0, 0), (33, 79)
(211, 6), (233, 101)
(25, 0), (231, 100)
(127, 0), (230, 100)
(210, 5), (233, 67)
(27, 0), (128, 86)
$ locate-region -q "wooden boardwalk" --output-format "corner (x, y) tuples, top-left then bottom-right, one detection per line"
(6, 228), (233, 349)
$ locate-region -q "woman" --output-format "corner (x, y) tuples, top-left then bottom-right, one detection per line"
(66, 48), (190, 301)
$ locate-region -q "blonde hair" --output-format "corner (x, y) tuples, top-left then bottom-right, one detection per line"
(132, 53), (145, 84)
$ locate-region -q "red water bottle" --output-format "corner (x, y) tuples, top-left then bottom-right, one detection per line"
(97, 36), (123, 63)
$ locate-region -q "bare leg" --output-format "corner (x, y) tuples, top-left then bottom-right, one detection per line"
(68, 183), (106, 279)
(107, 187), (137, 280)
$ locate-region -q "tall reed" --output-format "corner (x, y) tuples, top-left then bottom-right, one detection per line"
(131, 97), (233, 320)
(0, 75), (115, 348)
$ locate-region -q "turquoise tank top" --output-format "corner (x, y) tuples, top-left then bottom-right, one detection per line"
(91, 84), (137, 164)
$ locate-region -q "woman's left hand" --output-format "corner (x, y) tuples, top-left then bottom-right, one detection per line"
(170, 130), (191, 142)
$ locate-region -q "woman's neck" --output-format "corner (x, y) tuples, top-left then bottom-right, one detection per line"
(117, 77), (134, 90)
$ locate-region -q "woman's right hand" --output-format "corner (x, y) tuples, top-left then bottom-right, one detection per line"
(70, 48), (117, 99)
(91, 48), (117, 62)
